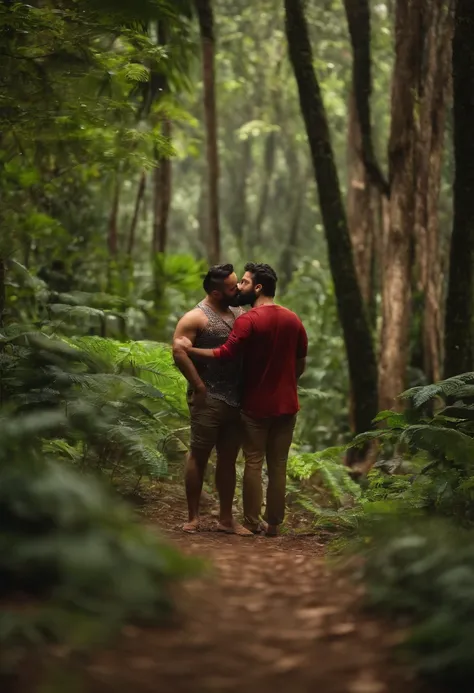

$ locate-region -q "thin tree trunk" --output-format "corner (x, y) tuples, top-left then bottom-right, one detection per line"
(228, 137), (252, 252)
(127, 171), (146, 256)
(196, 0), (220, 265)
(284, 0), (378, 445)
(152, 119), (172, 255)
(107, 177), (120, 257)
(343, 0), (389, 196)
(280, 166), (307, 291)
(0, 256), (5, 328)
(444, 0), (474, 378)
(378, 0), (420, 411)
(197, 163), (208, 256)
(255, 131), (277, 244)
(347, 88), (377, 317)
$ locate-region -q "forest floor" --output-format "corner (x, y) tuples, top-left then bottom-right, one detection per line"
(59, 481), (424, 693)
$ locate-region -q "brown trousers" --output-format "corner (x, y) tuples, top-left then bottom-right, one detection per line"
(241, 412), (297, 528)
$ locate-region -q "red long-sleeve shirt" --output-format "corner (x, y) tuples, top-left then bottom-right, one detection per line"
(212, 304), (308, 418)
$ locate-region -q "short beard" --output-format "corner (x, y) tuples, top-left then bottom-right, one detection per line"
(226, 294), (241, 308)
(237, 290), (257, 307)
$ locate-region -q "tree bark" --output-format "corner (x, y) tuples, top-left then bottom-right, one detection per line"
(0, 256), (5, 328)
(228, 137), (252, 252)
(196, 0), (220, 265)
(343, 0), (389, 197)
(444, 0), (474, 378)
(284, 0), (378, 443)
(152, 119), (172, 255)
(413, 0), (453, 384)
(255, 131), (277, 244)
(280, 163), (308, 291)
(107, 177), (120, 257)
(378, 0), (420, 411)
(347, 88), (377, 320)
(127, 171), (146, 256)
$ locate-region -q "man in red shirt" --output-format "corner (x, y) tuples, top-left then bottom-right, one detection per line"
(176, 263), (307, 536)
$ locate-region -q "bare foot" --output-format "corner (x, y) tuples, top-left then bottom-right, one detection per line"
(243, 521), (267, 534)
(183, 518), (200, 533)
(264, 523), (278, 537)
(217, 521), (254, 537)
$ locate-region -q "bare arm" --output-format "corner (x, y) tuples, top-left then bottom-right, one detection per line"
(183, 314), (253, 362)
(172, 310), (207, 394)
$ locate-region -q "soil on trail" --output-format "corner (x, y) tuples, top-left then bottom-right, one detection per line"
(77, 486), (421, 693)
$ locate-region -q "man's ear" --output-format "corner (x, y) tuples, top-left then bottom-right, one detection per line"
(255, 283), (263, 294)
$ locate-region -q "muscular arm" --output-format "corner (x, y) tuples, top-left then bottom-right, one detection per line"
(187, 313), (253, 361)
(172, 310), (207, 392)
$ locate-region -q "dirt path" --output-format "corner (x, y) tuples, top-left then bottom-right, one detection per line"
(77, 488), (421, 693)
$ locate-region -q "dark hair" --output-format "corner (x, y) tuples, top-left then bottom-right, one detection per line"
(203, 264), (235, 294)
(244, 262), (278, 297)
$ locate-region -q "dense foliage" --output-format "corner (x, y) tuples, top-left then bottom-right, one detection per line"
(2, 0), (474, 690)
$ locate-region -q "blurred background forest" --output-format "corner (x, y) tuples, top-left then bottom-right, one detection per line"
(3, 0), (474, 691)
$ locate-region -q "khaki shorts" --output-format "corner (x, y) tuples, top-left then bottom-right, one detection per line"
(187, 392), (242, 455)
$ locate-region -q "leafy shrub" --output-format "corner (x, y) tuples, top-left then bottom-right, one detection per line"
(0, 410), (199, 658)
(1, 329), (188, 485)
(286, 447), (363, 531)
(358, 517), (474, 690)
(349, 372), (474, 525)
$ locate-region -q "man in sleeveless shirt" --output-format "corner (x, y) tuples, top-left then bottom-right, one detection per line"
(176, 263), (308, 537)
(173, 264), (253, 536)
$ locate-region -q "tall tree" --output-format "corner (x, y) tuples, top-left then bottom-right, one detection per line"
(378, 0), (452, 409)
(413, 1), (452, 384)
(127, 171), (146, 256)
(346, 90), (378, 321)
(108, 177), (121, 258)
(378, 0), (420, 411)
(444, 0), (474, 377)
(152, 21), (172, 256)
(343, 0), (389, 197)
(152, 121), (173, 254)
(284, 0), (378, 446)
(196, 0), (221, 265)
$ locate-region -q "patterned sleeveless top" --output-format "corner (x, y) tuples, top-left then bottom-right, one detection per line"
(189, 301), (243, 408)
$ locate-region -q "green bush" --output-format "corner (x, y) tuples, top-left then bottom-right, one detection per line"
(0, 410), (200, 657)
(359, 517), (474, 690)
(1, 328), (189, 485)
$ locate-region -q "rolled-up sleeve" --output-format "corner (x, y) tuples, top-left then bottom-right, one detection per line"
(213, 314), (253, 360)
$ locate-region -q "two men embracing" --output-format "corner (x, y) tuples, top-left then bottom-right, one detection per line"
(173, 262), (307, 538)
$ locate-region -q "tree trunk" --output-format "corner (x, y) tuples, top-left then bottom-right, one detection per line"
(280, 165), (308, 291)
(107, 177), (120, 257)
(127, 171), (146, 256)
(152, 119), (172, 255)
(0, 256), (5, 328)
(413, 1), (453, 384)
(347, 89), (377, 320)
(378, 0), (420, 411)
(228, 137), (252, 252)
(444, 0), (474, 378)
(284, 0), (378, 444)
(196, 0), (220, 265)
(255, 131), (277, 244)
(197, 163), (208, 257)
(343, 0), (389, 197)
